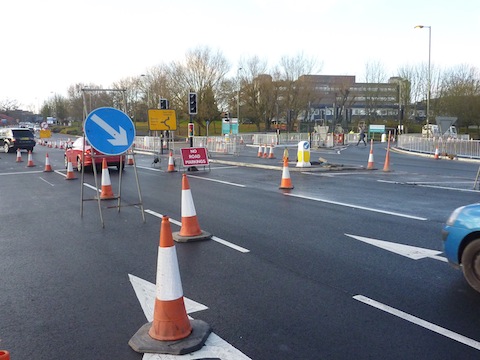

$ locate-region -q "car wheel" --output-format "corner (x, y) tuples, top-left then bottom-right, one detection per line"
(76, 157), (83, 172)
(117, 163), (125, 171)
(461, 239), (480, 292)
(4, 143), (10, 153)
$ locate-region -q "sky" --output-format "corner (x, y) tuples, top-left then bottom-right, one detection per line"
(2, 0), (479, 112)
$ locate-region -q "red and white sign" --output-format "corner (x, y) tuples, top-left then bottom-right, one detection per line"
(180, 147), (209, 167)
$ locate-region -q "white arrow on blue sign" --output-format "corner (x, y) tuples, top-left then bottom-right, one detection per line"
(84, 107), (135, 156)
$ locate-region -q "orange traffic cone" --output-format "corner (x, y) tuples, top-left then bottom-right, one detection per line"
(257, 144), (263, 157)
(263, 144), (268, 158)
(172, 174), (212, 242)
(167, 150), (176, 172)
(44, 153), (53, 172)
(16, 148), (23, 162)
(127, 151), (134, 165)
(0, 350), (10, 360)
(26, 150), (35, 167)
(434, 147), (440, 159)
(65, 156), (76, 180)
(367, 139), (375, 170)
(383, 140), (391, 172)
(268, 145), (275, 159)
(99, 158), (116, 200)
(279, 157), (294, 189)
(129, 216), (212, 354)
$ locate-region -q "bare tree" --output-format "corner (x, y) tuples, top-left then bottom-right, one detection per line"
(166, 46), (229, 134)
(436, 64), (480, 135)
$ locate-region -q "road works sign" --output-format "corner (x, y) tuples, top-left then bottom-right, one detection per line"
(180, 147), (209, 167)
(148, 109), (177, 131)
(84, 107), (135, 156)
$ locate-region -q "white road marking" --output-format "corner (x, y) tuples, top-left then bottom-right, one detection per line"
(211, 236), (250, 253)
(377, 179), (479, 192)
(354, 295), (480, 351)
(145, 209), (250, 253)
(187, 174), (246, 187)
(38, 177), (55, 186)
(129, 274), (252, 360)
(345, 234), (447, 262)
(284, 193), (427, 221)
(136, 165), (164, 172)
(0, 170), (44, 176)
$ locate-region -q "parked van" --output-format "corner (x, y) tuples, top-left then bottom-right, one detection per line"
(422, 124), (457, 138)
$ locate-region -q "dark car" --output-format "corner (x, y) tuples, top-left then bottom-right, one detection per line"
(0, 128), (36, 153)
(64, 137), (125, 172)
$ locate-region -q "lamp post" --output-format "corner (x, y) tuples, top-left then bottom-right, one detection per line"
(140, 74), (150, 108)
(414, 25), (431, 125)
(237, 67), (243, 124)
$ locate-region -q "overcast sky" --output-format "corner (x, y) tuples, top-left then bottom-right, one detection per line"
(2, 0), (479, 112)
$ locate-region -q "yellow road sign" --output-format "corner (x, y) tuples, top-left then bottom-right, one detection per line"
(148, 109), (177, 131)
(39, 129), (51, 138)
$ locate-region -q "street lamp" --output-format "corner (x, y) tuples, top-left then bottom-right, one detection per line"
(237, 67), (243, 124)
(140, 74), (150, 108)
(414, 25), (431, 125)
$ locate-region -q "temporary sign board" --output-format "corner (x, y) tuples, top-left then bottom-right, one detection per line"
(39, 129), (51, 138)
(84, 107), (135, 156)
(369, 124), (385, 133)
(222, 118), (239, 135)
(436, 116), (457, 136)
(180, 147), (209, 167)
(148, 109), (177, 131)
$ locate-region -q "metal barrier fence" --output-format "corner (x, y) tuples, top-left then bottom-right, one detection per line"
(398, 134), (480, 159)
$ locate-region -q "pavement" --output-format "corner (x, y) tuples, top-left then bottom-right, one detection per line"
(135, 142), (366, 172)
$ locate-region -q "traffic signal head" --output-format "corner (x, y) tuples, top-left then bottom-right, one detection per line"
(189, 92), (197, 115)
(160, 98), (169, 110)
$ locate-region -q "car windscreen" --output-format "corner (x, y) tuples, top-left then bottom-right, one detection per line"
(12, 130), (34, 138)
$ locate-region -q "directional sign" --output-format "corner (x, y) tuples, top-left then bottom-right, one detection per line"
(84, 107), (135, 156)
(436, 116), (457, 136)
(148, 109), (177, 131)
(129, 274), (251, 359)
(345, 234), (447, 262)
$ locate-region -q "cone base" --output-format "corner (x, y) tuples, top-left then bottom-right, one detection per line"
(172, 230), (212, 243)
(129, 319), (212, 355)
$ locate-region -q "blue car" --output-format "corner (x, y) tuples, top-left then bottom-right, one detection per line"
(443, 203), (480, 292)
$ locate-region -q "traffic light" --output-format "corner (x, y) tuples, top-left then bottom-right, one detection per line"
(189, 92), (197, 115)
(160, 98), (169, 110)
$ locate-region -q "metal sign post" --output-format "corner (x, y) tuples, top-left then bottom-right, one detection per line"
(80, 89), (145, 227)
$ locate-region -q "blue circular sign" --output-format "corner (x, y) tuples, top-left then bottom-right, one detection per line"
(84, 107), (135, 156)
(303, 142), (310, 150)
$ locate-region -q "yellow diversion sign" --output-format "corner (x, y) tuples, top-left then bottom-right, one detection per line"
(148, 109), (177, 131)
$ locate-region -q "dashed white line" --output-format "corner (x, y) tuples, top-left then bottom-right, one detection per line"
(354, 295), (480, 351)
(284, 193), (427, 221)
(187, 174), (245, 187)
(145, 209), (250, 253)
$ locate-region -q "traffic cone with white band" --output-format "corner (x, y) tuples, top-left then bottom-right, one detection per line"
(16, 148), (23, 162)
(257, 144), (263, 157)
(26, 150), (35, 167)
(128, 216), (212, 354)
(367, 139), (375, 170)
(434, 147), (440, 160)
(167, 150), (176, 172)
(65, 156), (76, 180)
(127, 151), (134, 165)
(44, 153), (53, 172)
(172, 174), (212, 242)
(279, 156), (294, 189)
(268, 145), (275, 159)
(99, 158), (116, 200)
